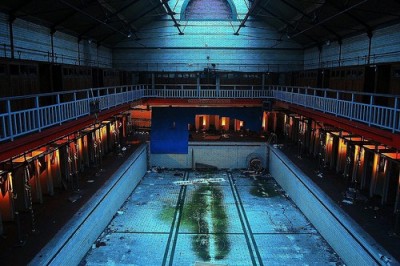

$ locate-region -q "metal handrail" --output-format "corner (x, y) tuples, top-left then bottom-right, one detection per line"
(1, 84), (399, 142)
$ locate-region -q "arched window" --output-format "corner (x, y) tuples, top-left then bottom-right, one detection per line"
(181, 0), (237, 20)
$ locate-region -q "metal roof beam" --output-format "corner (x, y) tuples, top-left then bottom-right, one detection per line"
(258, 5), (319, 45)
(79, 0), (140, 38)
(279, 0), (341, 40)
(52, 10), (79, 29)
(235, 0), (260, 35)
(326, 0), (371, 31)
(97, 0), (139, 29)
(9, 0), (34, 16)
(161, 0), (184, 35)
(59, 0), (130, 39)
(290, 0), (369, 39)
(98, 2), (165, 43)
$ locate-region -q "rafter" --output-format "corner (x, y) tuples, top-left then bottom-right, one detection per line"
(161, 0), (184, 35)
(9, 0), (34, 16)
(97, 2), (165, 44)
(52, 10), (79, 29)
(327, 0), (371, 31)
(290, 0), (370, 39)
(258, 5), (319, 45)
(279, 0), (341, 40)
(59, 0), (130, 39)
(235, 0), (260, 35)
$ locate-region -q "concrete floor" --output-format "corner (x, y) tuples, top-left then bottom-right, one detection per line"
(81, 170), (342, 266)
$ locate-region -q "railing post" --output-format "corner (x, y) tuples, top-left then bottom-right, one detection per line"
(73, 92), (77, 119)
(35, 96), (41, 132)
(107, 88), (110, 109)
(6, 100), (14, 141)
(336, 91), (339, 116)
(164, 85), (166, 99)
(181, 85), (184, 98)
(349, 93), (354, 120)
(393, 97), (398, 133)
(216, 75), (220, 98)
(197, 76), (200, 98)
(86, 90), (90, 114)
(57, 94), (62, 125)
(290, 87), (293, 104)
(323, 90), (327, 113)
(368, 95), (373, 126)
(114, 87), (117, 106)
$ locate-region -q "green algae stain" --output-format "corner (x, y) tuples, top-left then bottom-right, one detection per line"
(159, 173), (231, 261)
(159, 205), (175, 221)
(186, 183), (230, 261)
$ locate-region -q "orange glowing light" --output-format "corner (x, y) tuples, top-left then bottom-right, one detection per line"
(382, 153), (400, 160)
(363, 145), (388, 151)
(344, 136), (363, 142)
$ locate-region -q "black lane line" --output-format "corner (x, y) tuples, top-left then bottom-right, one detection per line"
(161, 171), (188, 266)
(227, 172), (257, 266)
(230, 173), (264, 266)
(168, 172), (189, 266)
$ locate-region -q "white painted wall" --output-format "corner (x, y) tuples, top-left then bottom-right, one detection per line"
(113, 0), (304, 72)
(150, 142), (267, 169)
(268, 145), (397, 265)
(304, 23), (400, 69)
(29, 145), (148, 266)
(0, 12), (112, 68)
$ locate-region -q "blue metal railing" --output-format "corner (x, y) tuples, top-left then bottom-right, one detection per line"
(0, 85), (146, 142)
(270, 85), (400, 134)
(1, 84), (399, 142)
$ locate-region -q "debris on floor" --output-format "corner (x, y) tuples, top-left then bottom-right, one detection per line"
(173, 178), (226, 186)
(68, 192), (82, 203)
(95, 241), (106, 248)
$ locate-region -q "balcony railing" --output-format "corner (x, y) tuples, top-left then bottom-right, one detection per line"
(1, 84), (399, 142)
(0, 86), (146, 142)
(270, 85), (399, 134)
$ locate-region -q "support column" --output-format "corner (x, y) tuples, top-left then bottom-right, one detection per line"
(151, 73), (155, 91)
(395, 168), (400, 233)
(262, 73), (265, 90)
(216, 74), (220, 97)
(197, 74), (200, 97)
(367, 30), (373, 65)
(338, 39), (342, 67)
(50, 29), (55, 63)
(9, 15), (16, 59)
(77, 38), (81, 66)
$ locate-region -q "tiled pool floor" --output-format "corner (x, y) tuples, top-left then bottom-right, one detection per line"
(82, 170), (343, 265)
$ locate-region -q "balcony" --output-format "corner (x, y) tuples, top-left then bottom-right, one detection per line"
(0, 84), (399, 143)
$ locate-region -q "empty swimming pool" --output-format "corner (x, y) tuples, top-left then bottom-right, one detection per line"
(82, 170), (343, 265)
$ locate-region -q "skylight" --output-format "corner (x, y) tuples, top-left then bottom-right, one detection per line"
(181, 0), (237, 20)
